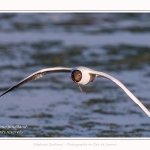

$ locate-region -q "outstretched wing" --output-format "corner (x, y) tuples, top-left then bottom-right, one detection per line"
(0, 67), (71, 97)
(89, 70), (150, 117)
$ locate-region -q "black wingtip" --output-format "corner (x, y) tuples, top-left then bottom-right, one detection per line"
(0, 92), (6, 97)
(0, 90), (10, 97)
(0, 86), (16, 97)
(0, 93), (5, 97)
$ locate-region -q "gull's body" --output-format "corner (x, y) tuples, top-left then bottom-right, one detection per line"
(0, 66), (150, 117)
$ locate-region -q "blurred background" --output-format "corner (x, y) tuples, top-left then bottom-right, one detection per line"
(0, 13), (150, 137)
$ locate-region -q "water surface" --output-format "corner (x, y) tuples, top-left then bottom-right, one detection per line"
(0, 13), (150, 137)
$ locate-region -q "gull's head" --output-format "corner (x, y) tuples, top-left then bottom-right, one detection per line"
(71, 70), (82, 83)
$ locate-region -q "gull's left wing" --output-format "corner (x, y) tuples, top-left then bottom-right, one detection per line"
(89, 70), (150, 117)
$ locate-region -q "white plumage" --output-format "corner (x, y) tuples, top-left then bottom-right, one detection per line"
(1, 66), (150, 117)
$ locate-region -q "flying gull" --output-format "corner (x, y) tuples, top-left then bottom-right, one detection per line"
(0, 66), (150, 117)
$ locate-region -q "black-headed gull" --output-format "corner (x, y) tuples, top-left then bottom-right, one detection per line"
(0, 66), (150, 117)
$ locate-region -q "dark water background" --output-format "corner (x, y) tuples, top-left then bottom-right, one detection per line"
(0, 13), (150, 137)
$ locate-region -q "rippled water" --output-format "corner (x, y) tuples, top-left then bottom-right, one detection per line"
(0, 13), (150, 137)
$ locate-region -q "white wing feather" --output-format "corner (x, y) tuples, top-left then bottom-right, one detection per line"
(90, 70), (150, 117)
(0, 67), (71, 97)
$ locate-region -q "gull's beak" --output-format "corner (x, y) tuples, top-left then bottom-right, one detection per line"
(70, 77), (77, 83)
